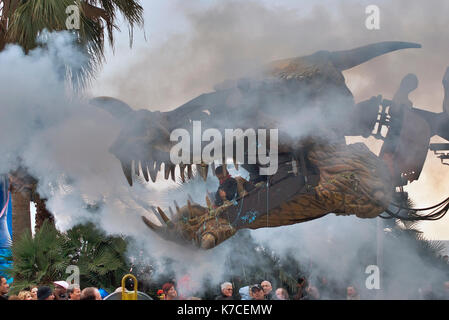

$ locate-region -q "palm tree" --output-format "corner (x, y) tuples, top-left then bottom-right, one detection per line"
(8, 168), (35, 243)
(0, 0), (144, 244)
(3, 221), (131, 294)
(4, 220), (70, 293)
(65, 223), (130, 292)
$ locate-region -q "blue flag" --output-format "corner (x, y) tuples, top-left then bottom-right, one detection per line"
(0, 175), (11, 248)
(0, 175), (12, 279)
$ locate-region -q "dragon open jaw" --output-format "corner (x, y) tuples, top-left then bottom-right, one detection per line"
(119, 160), (223, 186)
(135, 140), (394, 250)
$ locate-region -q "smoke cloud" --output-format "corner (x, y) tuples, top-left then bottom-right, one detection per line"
(1, 0), (449, 299)
(91, 0), (449, 297)
(94, 0), (449, 239)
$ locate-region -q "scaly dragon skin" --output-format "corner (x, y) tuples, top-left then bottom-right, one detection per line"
(91, 41), (421, 249)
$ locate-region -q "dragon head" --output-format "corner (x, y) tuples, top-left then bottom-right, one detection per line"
(90, 96), (174, 185)
(91, 41), (422, 249)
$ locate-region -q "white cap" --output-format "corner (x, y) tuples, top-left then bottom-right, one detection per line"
(53, 281), (69, 290)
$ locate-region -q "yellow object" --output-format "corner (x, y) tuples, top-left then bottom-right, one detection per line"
(121, 274), (138, 300)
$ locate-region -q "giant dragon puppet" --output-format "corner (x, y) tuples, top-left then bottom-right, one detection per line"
(92, 41), (449, 250)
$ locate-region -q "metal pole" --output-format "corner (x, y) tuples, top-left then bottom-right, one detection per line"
(376, 217), (383, 299)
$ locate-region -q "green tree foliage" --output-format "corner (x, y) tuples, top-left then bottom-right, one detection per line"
(2, 220), (131, 294)
(5, 220), (70, 293)
(1, 0), (144, 87)
(65, 222), (130, 292)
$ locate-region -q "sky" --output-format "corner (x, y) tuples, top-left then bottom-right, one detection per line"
(89, 0), (449, 240)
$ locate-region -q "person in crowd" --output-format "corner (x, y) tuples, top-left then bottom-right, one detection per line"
(315, 275), (340, 299)
(18, 290), (33, 300)
(443, 281), (449, 299)
(293, 276), (308, 300)
(156, 289), (165, 300)
(346, 286), (360, 300)
(7, 295), (20, 300)
(0, 276), (9, 300)
(261, 280), (276, 300)
(30, 286), (38, 300)
(53, 281), (69, 300)
(418, 284), (435, 300)
(275, 288), (289, 300)
(67, 284), (81, 300)
(431, 281), (449, 299)
(306, 285), (320, 300)
(37, 286), (55, 300)
(80, 287), (102, 300)
(215, 282), (234, 300)
(250, 284), (266, 300)
(162, 282), (178, 300)
(98, 288), (109, 299)
(238, 285), (252, 300)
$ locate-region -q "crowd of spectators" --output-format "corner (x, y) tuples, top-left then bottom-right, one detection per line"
(0, 277), (106, 300)
(1, 272), (449, 300)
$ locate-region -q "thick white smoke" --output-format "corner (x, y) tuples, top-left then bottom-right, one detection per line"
(91, 0), (449, 298)
(0, 32), (243, 295)
(1, 0), (448, 299)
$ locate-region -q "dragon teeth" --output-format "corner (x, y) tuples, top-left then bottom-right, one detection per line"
(120, 160), (133, 186)
(196, 164), (208, 181)
(142, 163), (150, 182)
(134, 160), (140, 176)
(187, 164), (193, 179)
(179, 164), (186, 182)
(149, 161), (158, 183)
(170, 165), (176, 182)
(139, 160), (222, 184)
(164, 163), (170, 180)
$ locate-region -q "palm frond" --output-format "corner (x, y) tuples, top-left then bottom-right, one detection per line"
(4, 0), (144, 88)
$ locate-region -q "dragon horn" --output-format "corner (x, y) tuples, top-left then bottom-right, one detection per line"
(329, 41), (421, 71)
(142, 216), (161, 231)
(157, 207), (171, 224)
(174, 200), (181, 213)
(187, 200), (194, 219)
